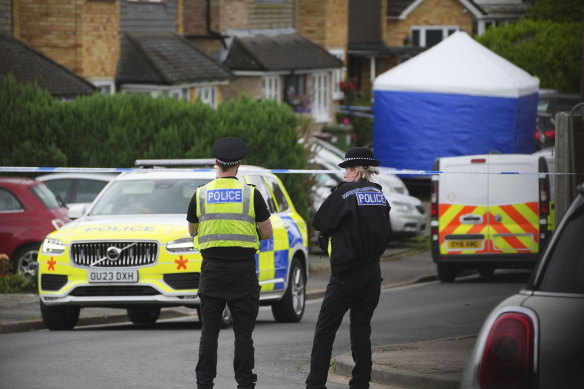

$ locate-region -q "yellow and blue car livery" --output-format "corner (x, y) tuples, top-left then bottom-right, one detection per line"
(36, 168), (308, 329)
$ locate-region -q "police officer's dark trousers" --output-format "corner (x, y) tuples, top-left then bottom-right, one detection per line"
(196, 259), (260, 389)
(306, 261), (381, 389)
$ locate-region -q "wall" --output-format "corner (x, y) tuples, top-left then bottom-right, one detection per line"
(14, 0), (85, 74)
(222, 76), (262, 101)
(247, 0), (295, 30)
(298, 0), (347, 50)
(81, 0), (120, 81)
(12, 0), (119, 81)
(385, 0), (473, 46)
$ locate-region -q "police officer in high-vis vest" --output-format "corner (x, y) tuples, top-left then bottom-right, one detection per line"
(186, 137), (273, 389)
(306, 147), (391, 389)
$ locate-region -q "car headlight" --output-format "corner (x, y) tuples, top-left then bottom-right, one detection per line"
(166, 237), (197, 253)
(42, 238), (66, 255)
(391, 201), (414, 212)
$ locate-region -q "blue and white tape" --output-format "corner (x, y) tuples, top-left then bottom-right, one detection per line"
(0, 166), (581, 176)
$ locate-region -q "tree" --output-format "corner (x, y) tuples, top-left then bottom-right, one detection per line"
(476, 17), (582, 93)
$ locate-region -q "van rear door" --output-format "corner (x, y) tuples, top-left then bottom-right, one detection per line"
(487, 155), (539, 254)
(438, 156), (489, 255)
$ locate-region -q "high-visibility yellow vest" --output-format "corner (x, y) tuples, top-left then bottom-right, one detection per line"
(195, 178), (259, 250)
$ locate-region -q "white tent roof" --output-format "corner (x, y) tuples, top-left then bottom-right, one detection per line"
(373, 31), (539, 98)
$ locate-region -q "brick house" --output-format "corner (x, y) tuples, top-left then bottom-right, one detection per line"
(347, 0), (528, 94)
(2, 0), (233, 107)
(183, 0), (345, 125)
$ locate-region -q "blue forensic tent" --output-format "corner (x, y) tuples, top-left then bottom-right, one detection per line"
(373, 31), (539, 173)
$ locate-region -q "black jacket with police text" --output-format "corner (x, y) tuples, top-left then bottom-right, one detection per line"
(313, 180), (391, 274)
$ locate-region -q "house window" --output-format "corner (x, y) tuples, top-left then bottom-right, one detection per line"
(329, 49), (345, 100)
(411, 26), (458, 48)
(312, 72), (330, 123)
(93, 81), (115, 95)
(262, 76), (281, 102)
(167, 88), (188, 101)
(284, 74), (309, 113)
(197, 86), (217, 108)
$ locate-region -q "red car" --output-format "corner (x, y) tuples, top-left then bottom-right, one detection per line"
(0, 177), (70, 279)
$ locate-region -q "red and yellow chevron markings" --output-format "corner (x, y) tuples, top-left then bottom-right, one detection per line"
(438, 202), (539, 255)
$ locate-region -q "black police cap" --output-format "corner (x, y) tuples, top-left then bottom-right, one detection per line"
(212, 137), (247, 165)
(338, 147), (380, 168)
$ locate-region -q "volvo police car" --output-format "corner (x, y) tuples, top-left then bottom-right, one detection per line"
(37, 162), (308, 330)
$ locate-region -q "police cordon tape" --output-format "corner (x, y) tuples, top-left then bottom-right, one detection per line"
(0, 166), (582, 176)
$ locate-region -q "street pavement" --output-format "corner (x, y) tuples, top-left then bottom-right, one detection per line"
(0, 247), (475, 389)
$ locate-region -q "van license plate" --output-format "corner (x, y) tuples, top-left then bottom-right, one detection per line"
(447, 240), (481, 249)
(89, 270), (138, 283)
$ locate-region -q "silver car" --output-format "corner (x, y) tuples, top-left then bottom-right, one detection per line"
(308, 138), (427, 238)
(461, 184), (584, 388)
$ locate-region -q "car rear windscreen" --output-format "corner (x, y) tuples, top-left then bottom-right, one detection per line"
(537, 200), (584, 294)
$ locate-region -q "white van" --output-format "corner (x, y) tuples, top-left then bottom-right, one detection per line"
(430, 154), (553, 282)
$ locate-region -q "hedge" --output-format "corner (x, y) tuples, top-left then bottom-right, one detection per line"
(0, 75), (308, 219)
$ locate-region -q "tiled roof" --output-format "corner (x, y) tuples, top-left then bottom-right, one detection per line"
(0, 32), (96, 98)
(116, 33), (234, 85)
(224, 33), (343, 72)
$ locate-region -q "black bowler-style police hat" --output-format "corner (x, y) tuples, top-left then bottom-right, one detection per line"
(212, 137), (247, 166)
(338, 147), (380, 168)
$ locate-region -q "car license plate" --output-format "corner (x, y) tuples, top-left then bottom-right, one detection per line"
(447, 240), (481, 249)
(88, 270), (138, 283)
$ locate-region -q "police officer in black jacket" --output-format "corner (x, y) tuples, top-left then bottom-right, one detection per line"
(306, 147), (391, 389)
(187, 137), (273, 389)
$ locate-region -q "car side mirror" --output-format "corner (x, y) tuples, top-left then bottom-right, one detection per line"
(68, 204), (88, 219)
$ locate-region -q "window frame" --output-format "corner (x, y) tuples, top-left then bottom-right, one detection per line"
(329, 48), (345, 100)
(311, 72), (331, 123)
(410, 25), (459, 48)
(262, 75), (281, 102)
(196, 86), (217, 108)
(92, 81), (115, 95)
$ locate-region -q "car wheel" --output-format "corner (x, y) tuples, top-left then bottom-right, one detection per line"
(40, 301), (80, 331)
(12, 243), (40, 281)
(437, 263), (456, 283)
(127, 306), (161, 325)
(271, 257), (305, 323)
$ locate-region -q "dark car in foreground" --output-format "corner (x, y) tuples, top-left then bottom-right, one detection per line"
(461, 183), (584, 388)
(0, 178), (70, 278)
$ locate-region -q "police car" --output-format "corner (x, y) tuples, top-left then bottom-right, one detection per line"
(37, 162), (308, 330)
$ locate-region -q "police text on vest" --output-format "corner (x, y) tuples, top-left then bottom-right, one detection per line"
(207, 189), (243, 203)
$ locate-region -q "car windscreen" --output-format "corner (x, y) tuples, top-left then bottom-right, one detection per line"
(90, 179), (210, 215)
(536, 199), (584, 294)
(30, 184), (62, 209)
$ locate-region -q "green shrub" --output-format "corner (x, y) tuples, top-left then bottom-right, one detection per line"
(0, 274), (35, 293)
(0, 77), (308, 219)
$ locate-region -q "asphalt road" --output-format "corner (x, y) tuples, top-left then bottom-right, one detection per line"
(0, 265), (530, 389)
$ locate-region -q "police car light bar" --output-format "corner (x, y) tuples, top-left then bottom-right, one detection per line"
(134, 159), (217, 168)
